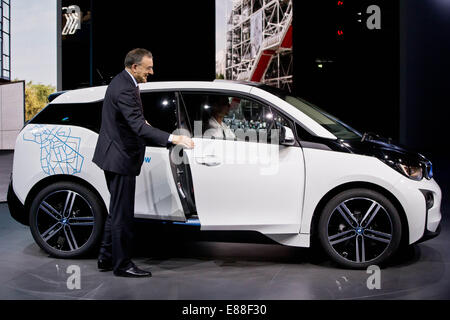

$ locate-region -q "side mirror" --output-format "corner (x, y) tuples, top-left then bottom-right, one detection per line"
(280, 126), (295, 146)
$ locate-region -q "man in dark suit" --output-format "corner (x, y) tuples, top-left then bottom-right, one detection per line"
(92, 48), (194, 277)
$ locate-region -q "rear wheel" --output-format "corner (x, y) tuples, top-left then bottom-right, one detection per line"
(318, 188), (402, 269)
(29, 182), (105, 258)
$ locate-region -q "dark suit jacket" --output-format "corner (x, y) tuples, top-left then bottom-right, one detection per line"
(92, 70), (170, 176)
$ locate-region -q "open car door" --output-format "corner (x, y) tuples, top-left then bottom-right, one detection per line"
(134, 90), (191, 222)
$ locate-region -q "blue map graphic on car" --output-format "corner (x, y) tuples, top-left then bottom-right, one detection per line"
(23, 125), (84, 175)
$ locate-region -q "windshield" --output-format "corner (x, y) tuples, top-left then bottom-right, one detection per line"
(284, 95), (362, 140)
(257, 85), (362, 140)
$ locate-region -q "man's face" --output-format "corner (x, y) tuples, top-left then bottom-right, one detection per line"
(131, 56), (154, 83)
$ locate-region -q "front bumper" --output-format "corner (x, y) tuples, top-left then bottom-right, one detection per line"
(415, 224), (441, 244)
(413, 188), (442, 244)
(393, 177), (442, 244)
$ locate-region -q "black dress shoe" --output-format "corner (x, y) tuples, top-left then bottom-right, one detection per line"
(98, 259), (113, 271)
(113, 266), (152, 278)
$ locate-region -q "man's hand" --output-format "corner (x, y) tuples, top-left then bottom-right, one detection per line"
(172, 135), (195, 149)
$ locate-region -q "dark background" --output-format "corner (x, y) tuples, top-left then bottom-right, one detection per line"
(61, 0), (215, 87)
(60, 0), (450, 162)
(293, 0), (399, 142)
(400, 0), (450, 158)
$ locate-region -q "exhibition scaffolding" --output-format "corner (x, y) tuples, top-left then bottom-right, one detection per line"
(225, 0), (293, 91)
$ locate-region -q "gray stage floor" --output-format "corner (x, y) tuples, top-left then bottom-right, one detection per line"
(0, 202), (449, 300)
(0, 151), (449, 300)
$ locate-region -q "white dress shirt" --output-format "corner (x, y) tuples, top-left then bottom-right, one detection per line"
(207, 117), (236, 140)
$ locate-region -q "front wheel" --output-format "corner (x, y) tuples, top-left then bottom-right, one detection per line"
(29, 182), (105, 258)
(318, 188), (402, 269)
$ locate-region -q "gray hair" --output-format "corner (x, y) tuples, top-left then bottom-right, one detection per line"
(124, 48), (153, 68)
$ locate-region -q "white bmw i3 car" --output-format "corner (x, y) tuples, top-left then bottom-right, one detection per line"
(8, 80), (442, 269)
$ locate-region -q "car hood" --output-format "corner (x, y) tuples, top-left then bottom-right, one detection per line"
(342, 138), (431, 167)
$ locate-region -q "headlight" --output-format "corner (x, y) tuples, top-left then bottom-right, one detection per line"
(396, 163), (423, 181)
(424, 161), (433, 180)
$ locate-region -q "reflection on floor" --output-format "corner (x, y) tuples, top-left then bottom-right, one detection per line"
(0, 151), (13, 202)
(0, 200), (449, 300)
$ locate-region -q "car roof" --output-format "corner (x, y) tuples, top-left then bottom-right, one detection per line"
(51, 80), (258, 104)
(50, 80), (337, 140)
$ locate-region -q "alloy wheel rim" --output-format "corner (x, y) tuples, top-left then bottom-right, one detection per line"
(36, 190), (95, 252)
(326, 197), (393, 264)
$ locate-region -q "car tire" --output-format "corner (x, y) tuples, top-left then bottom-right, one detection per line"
(29, 182), (105, 258)
(318, 188), (402, 269)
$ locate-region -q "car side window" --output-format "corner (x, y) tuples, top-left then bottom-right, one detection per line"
(270, 109), (297, 142)
(29, 101), (103, 133)
(180, 92), (276, 144)
(141, 91), (177, 134)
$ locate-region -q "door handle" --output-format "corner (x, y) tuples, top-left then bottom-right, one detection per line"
(195, 155), (221, 167)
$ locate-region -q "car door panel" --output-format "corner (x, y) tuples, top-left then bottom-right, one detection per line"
(134, 147), (185, 221)
(184, 138), (305, 234)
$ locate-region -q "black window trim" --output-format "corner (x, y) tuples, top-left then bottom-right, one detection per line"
(30, 89), (181, 135)
(30, 88), (329, 148)
(165, 88), (329, 146)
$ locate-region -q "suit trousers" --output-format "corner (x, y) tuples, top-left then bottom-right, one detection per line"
(99, 170), (136, 272)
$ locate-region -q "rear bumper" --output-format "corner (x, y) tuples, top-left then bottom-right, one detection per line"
(7, 179), (28, 226)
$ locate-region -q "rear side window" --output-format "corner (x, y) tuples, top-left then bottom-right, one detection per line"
(29, 91), (178, 135)
(29, 102), (103, 133)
